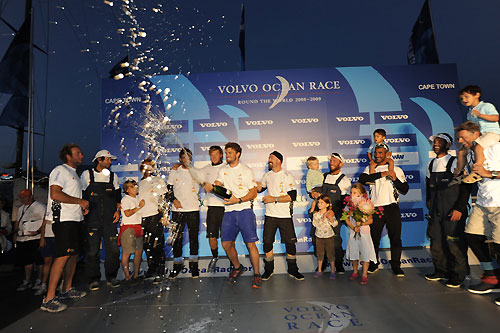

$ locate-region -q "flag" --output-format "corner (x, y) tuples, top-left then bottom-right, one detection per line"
(408, 0), (439, 64)
(239, 2), (245, 71)
(0, 94), (28, 127)
(0, 18), (30, 96)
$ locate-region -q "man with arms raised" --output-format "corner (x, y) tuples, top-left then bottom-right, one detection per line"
(214, 142), (261, 288)
(41, 144), (89, 313)
(257, 151), (303, 281)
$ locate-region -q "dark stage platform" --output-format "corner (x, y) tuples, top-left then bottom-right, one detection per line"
(2, 264), (500, 333)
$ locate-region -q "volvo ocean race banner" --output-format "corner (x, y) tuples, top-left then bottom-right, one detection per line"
(101, 64), (463, 257)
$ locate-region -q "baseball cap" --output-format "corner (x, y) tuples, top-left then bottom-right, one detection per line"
(93, 150), (117, 162)
(330, 152), (345, 163)
(429, 133), (453, 144)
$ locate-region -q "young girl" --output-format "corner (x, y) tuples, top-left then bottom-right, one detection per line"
(345, 183), (377, 285)
(119, 180), (145, 281)
(312, 194), (338, 279)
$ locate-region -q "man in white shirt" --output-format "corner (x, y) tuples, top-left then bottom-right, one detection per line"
(81, 150), (121, 290)
(359, 143), (409, 277)
(138, 158), (167, 283)
(257, 151), (303, 281)
(167, 148), (201, 279)
(425, 133), (471, 288)
(41, 144), (89, 313)
(199, 146), (226, 273)
(13, 189), (46, 291)
(321, 153), (352, 273)
(214, 142), (261, 288)
(459, 124), (500, 304)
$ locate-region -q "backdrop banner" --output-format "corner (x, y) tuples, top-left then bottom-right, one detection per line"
(101, 64), (463, 257)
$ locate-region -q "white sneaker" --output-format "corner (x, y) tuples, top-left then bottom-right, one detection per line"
(32, 279), (42, 290)
(17, 280), (32, 291)
(34, 284), (47, 296)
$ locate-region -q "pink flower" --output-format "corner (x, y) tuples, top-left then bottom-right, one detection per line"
(358, 198), (375, 215)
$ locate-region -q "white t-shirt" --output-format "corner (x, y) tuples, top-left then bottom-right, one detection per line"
(324, 173), (351, 195)
(201, 163), (225, 207)
(121, 195), (142, 225)
(138, 176), (167, 217)
(167, 167), (200, 212)
(362, 165), (406, 207)
(477, 143), (500, 207)
(216, 163), (257, 212)
(426, 154), (457, 178)
(80, 169), (120, 191)
(261, 169), (296, 218)
(17, 201), (46, 242)
(48, 164), (84, 222)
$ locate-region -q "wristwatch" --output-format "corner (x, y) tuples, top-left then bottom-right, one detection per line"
(238, 198), (242, 204)
(492, 171), (498, 179)
(274, 197), (278, 204)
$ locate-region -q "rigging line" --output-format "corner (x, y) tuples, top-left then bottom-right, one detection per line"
(59, 0), (109, 76)
(35, 0), (49, 49)
(54, 0), (101, 77)
(41, 0), (49, 171)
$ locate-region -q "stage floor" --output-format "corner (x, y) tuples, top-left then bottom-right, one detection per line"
(2, 265), (500, 333)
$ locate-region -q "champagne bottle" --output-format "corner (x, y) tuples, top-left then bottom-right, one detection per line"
(212, 185), (232, 199)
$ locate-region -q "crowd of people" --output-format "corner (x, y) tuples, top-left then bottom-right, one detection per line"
(1, 85), (500, 313)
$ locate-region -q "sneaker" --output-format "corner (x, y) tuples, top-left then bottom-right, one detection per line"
(367, 262), (379, 274)
(445, 279), (462, 288)
(288, 270), (304, 281)
(335, 265), (345, 274)
(189, 262), (200, 278)
(468, 276), (500, 294)
(252, 274), (262, 289)
(349, 273), (359, 281)
(262, 269), (274, 281)
(329, 272), (336, 280)
(153, 276), (163, 285)
(145, 268), (156, 280)
(226, 265), (245, 285)
(392, 267), (405, 277)
(89, 281), (100, 291)
(169, 263), (184, 280)
(40, 297), (67, 313)
(495, 297), (500, 306)
(32, 279), (42, 290)
(207, 257), (218, 273)
(425, 272), (446, 281)
(16, 280), (32, 291)
(58, 288), (87, 300)
(106, 279), (121, 288)
(313, 271), (322, 279)
(360, 276), (368, 285)
(34, 284), (47, 296)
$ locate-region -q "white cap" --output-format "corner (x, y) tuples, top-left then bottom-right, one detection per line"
(330, 152), (345, 163)
(93, 150), (117, 162)
(429, 133), (453, 144)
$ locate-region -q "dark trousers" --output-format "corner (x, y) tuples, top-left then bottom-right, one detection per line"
(172, 211), (200, 259)
(86, 222), (120, 282)
(370, 203), (402, 268)
(142, 213), (166, 275)
(427, 211), (469, 281)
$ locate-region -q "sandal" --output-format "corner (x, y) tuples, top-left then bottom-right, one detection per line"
(463, 172), (482, 184)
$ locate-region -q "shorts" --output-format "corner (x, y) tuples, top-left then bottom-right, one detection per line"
(15, 239), (43, 266)
(120, 228), (144, 254)
(263, 216), (297, 245)
(40, 237), (56, 258)
(315, 237), (335, 262)
(221, 209), (258, 243)
(475, 132), (500, 149)
(465, 204), (500, 243)
(206, 206), (224, 238)
(52, 221), (84, 257)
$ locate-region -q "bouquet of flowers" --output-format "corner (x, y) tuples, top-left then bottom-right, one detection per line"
(340, 194), (383, 239)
